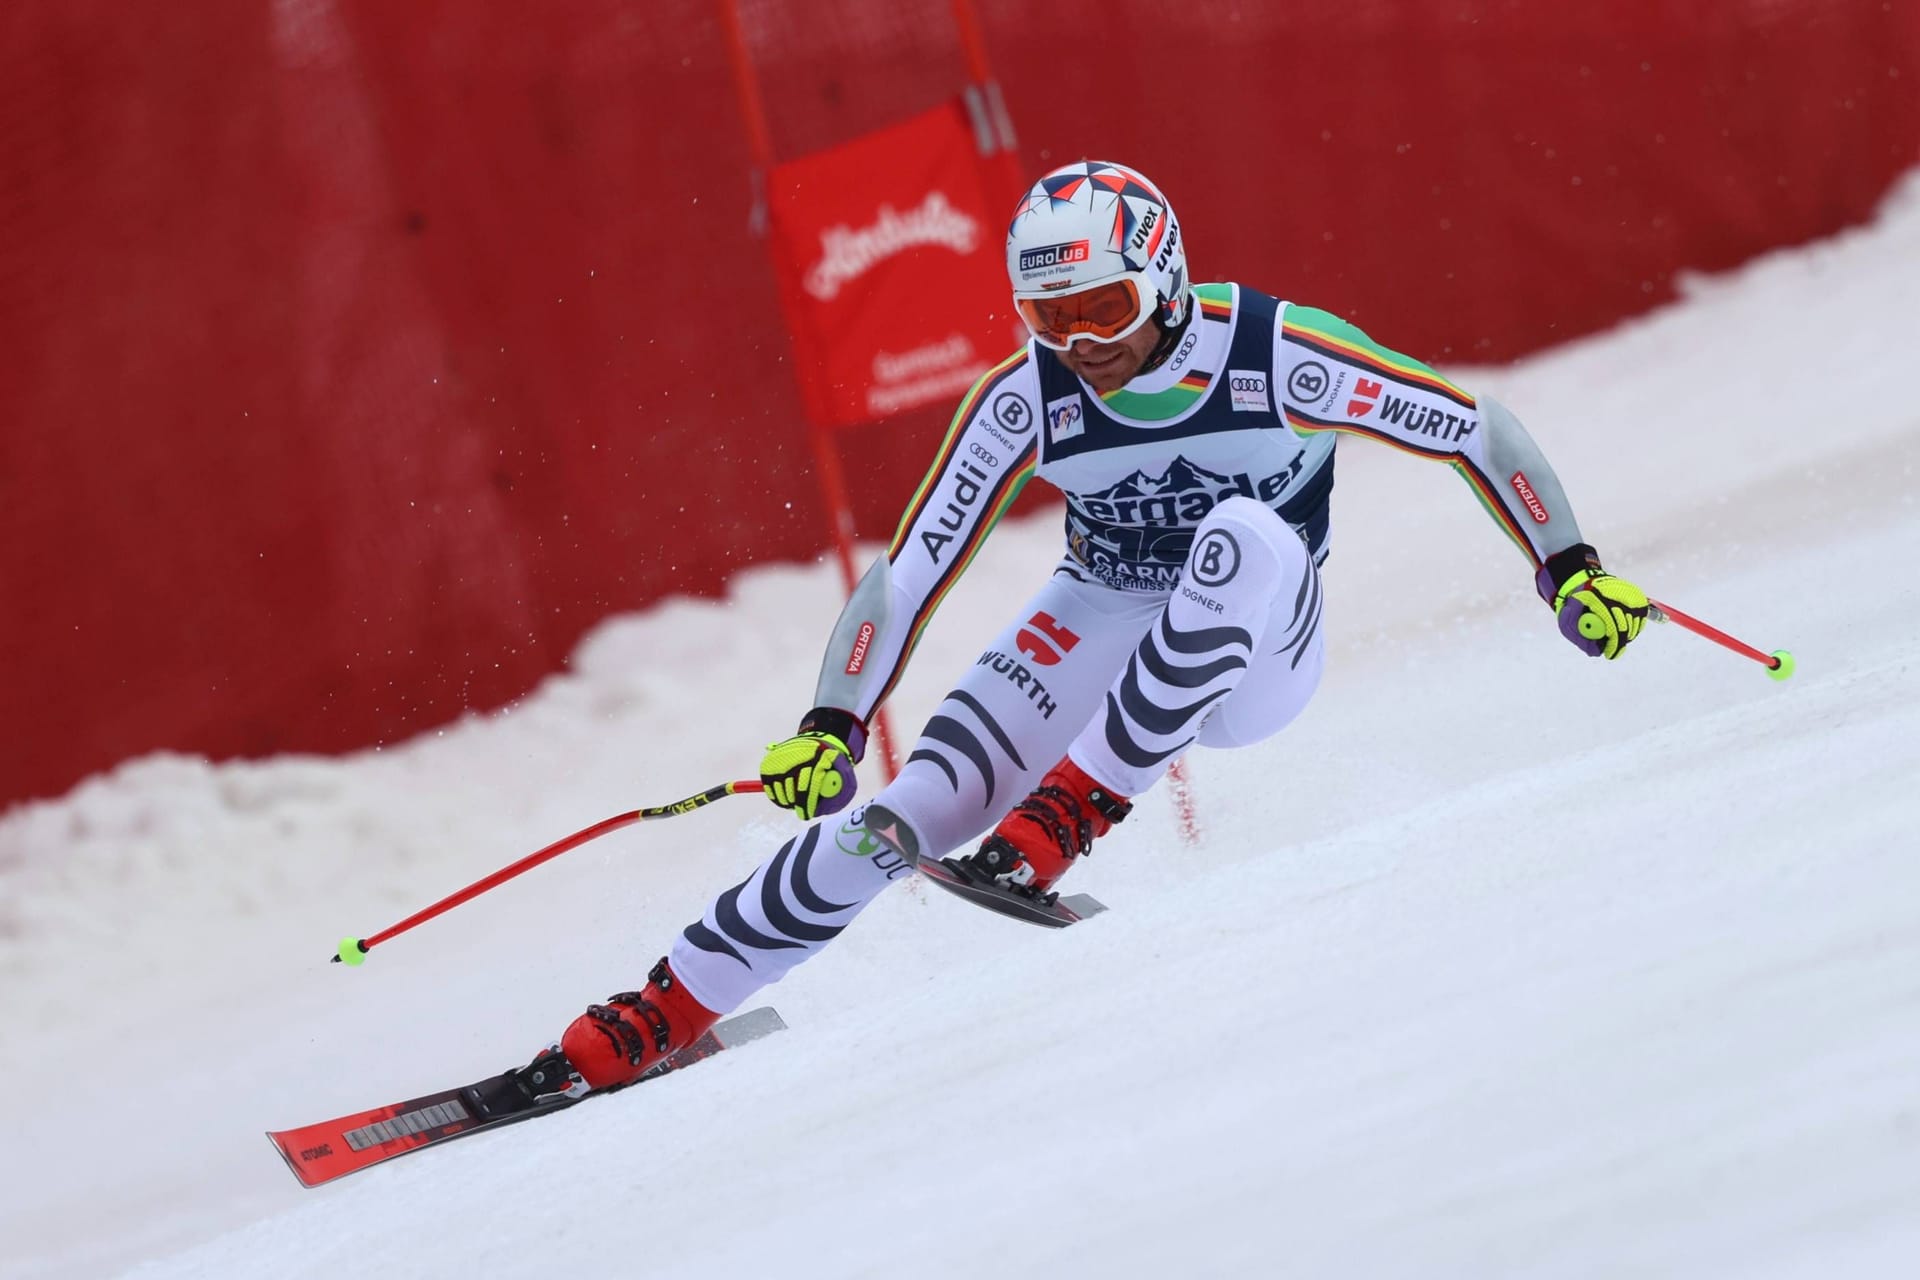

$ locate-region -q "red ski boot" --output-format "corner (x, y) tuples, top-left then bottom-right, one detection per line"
(559, 958), (720, 1092)
(963, 757), (1131, 896)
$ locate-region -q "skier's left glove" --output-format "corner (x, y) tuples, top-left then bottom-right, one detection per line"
(1537, 544), (1649, 660)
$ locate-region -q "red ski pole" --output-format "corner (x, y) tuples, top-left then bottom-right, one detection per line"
(332, 779), (764, 965)
(1647, 598), (1795, 681)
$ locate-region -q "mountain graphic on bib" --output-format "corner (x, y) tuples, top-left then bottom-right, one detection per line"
(1089, 457), (1234, 503)
(1073, 455), (1305, 522)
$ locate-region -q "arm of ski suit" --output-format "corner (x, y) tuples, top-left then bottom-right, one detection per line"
(808, 348), (1041, 727)
(1274, 305), (1648, 658)
(1273, 304), (1583, 569)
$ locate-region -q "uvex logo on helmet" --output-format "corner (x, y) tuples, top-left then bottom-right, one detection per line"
(1128, 208), (1160, 254)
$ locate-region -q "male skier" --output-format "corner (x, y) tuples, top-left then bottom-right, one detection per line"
(542, 161), (1649, 1093)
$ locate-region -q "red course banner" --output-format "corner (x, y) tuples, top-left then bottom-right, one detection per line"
(769, 100), (1015, 429)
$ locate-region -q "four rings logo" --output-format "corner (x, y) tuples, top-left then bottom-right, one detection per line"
(1166, 329), (1200, 375)
(1228, 369), (1269, 413)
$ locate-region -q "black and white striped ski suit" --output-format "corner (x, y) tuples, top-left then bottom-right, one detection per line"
(664, 283), (1586, 1014)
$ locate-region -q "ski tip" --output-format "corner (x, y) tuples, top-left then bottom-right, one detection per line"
(333, 937), (368, 966)
(265, 1131), (325, 1189)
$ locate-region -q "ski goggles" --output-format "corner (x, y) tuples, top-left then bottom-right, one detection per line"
(1013, 273), (1157, 351)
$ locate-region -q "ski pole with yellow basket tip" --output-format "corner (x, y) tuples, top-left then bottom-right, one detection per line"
(1648, 597), (1795, 680)
(331, 779), (763, 966)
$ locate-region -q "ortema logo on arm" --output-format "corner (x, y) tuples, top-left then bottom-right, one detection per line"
(804, 192), (981, 300)
(844, 621), (876, 674)
(1510, 471), (1550, 523)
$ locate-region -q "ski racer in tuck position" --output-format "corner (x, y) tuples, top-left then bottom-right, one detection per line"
(546, 160), (1650, 1092)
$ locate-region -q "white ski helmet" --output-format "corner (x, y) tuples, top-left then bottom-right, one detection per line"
(1005, 160), (1189, 350)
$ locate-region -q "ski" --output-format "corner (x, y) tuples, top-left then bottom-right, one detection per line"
(267, 1006), (785, 1188)
(915, 856), (1108, 928)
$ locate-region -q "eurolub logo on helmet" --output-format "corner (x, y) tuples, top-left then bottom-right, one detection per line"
(804, 191), (982, 301)
(1017, 239), (1091, 284)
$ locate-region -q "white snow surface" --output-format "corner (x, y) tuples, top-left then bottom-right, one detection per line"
(5, 175), (1920, 1280)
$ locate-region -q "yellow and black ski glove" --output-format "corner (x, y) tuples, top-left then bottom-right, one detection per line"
(759, 706), (867, 819)
(1536, 543), (1649, 660)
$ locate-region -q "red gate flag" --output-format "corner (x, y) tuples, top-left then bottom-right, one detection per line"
(768, 99), (1014, 429)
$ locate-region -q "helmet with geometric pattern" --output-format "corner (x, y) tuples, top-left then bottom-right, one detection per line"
(1005, 160), (1190, 353)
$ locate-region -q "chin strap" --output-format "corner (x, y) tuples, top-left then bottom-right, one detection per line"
(1134, 304), (1193, 377)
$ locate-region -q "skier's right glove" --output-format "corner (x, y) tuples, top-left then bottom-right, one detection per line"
(759, 707), (867, 820)
(1537, 543), (1649, 660)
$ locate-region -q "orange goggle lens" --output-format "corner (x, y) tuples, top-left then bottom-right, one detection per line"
(1014, 278), (1151, 350)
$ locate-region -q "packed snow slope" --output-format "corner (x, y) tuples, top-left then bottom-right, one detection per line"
(5, 176), (1919, 1279)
